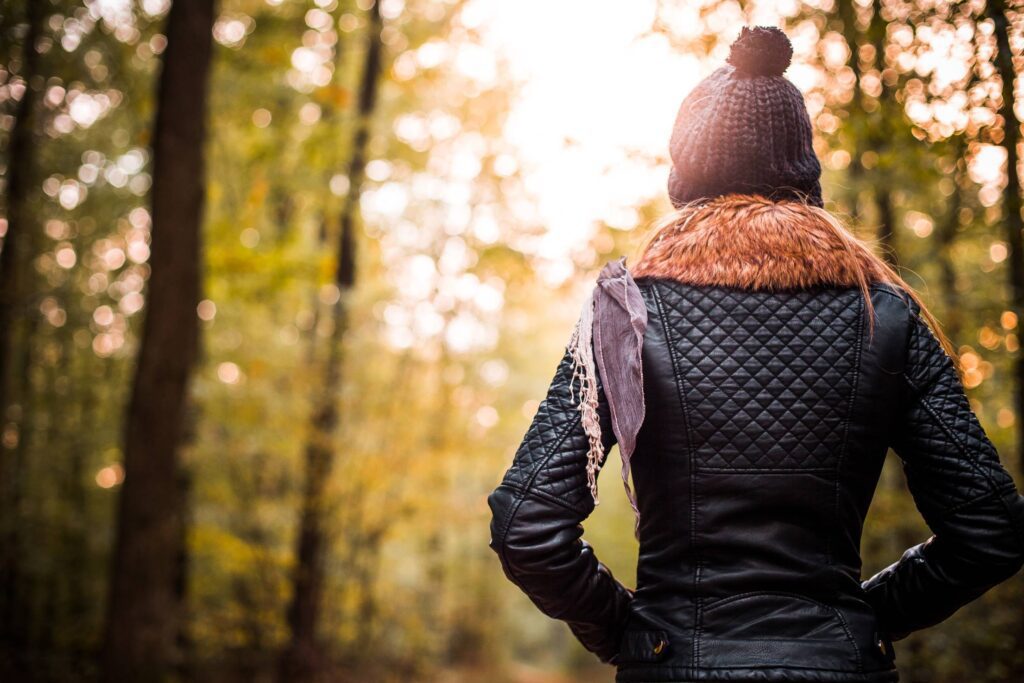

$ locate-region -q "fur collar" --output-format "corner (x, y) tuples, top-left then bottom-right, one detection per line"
(631, 194), (884, 291)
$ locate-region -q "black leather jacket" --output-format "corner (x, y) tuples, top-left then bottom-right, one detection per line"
(487, 279), (1024, 683)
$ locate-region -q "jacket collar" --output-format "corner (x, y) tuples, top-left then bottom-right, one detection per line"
(632, 194), (874, 291)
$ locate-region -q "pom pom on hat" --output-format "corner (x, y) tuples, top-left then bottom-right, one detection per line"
(726, 26), (793, 78)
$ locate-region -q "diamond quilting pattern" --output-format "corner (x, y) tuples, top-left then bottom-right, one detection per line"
(653, 282), (862, 470)
(895, 308), (1012, 510)
(500, 348), (615, 512)
(500, 351), (578, 492)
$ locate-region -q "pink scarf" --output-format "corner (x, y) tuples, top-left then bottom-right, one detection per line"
(566, 256), (648, 538)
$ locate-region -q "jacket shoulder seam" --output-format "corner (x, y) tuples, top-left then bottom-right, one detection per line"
(902, 373), (1024, 543)
(494, 481), (585, 515)
(494, 366), (586, 567)
(939, 481), (1021, 517)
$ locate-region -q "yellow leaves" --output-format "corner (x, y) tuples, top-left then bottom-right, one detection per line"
(314, 84), (351, 111)
(248, 358), (269, 380)
(192, 526), (253, 571)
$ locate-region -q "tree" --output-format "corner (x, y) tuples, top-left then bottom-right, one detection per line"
(987, 0), (1024, 477)
(279, 2), (385, 680)
(0, 0), (43, 423)
(100, 1), (216, 680)
(0, 2), (45, 652)
(934, 136), (968, 344)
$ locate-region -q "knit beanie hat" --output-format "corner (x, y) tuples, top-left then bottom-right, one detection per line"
(667, 26), (823, 208)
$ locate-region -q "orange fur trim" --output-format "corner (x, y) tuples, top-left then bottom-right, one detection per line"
(632, 194), (889, 291)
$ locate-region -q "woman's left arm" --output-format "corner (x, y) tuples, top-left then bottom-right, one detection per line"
(487, 346), (634, 664)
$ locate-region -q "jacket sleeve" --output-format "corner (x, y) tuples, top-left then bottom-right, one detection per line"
(862, 300), (1024, 640)
(486, 346), (634, 664)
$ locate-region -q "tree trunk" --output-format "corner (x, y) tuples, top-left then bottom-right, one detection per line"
(868, 0), (898, 267)
(835, 0), (864, 221)
(279, 4), (383, 681)
(0, 0), (43, 425)
(935, 139), (967, 344)
(836, 0), (897, 266)
(100, 2), (215, 681)
(874, 190), (896, 266)
(0, 1), (45, 647)
(0, 311), (41, 676)
(988, 0), (1024, 477)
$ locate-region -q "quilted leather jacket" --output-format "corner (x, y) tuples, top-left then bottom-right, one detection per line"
(487, 275), (1024, 682)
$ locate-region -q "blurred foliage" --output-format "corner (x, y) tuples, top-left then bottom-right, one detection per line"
(0, 0), (1023, 682)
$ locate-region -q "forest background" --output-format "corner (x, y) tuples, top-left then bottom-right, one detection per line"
(1, 0), (1023, 682)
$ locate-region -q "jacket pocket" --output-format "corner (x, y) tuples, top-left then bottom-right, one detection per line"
(874, 630), (896, 665)
(699, 591), (861, 670)
(616, 629), (671, 664)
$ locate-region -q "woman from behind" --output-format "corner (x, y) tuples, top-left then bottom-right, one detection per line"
(486, 25), (1024, 683)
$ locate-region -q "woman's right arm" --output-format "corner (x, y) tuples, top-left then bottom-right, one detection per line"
(862, 300), (1024, 640)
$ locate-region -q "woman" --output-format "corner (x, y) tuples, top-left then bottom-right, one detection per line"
(486, 26), (1024, 683)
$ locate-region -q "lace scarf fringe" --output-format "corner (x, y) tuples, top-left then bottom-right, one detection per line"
(566, 288), (642, 538)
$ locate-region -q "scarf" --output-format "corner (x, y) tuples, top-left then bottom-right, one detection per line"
(566, 256), (647, 538)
